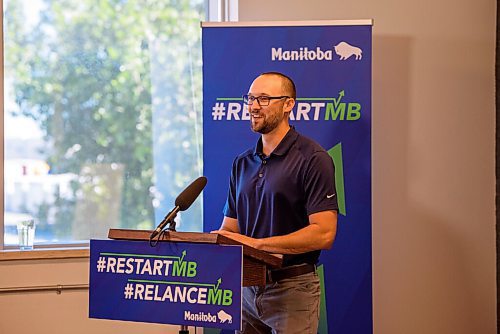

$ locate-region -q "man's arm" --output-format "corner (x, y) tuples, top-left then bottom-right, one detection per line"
(219, 216), (240, 233)
(215, 210), (337, 254)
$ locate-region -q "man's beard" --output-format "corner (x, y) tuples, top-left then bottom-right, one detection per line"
(250, 111), (286, 134)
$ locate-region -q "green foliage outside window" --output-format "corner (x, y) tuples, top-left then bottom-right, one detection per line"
(4, 0), (204, 241)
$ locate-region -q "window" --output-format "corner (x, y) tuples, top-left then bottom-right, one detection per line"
(3, 0), (209, 247)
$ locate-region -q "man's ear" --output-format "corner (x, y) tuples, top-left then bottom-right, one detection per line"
(284, 98), (295, 113)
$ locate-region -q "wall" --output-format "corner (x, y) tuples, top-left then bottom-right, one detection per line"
(0, 256), (185, 334)
(238, 0), (496, 333)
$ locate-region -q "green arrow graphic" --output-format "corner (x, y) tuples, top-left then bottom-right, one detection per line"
(214, 278), (222, 291)
(100, 252), (179, 260)
(333, 90), (345, 108)
(129, 279), (213, 288)
(128, 277), (223, 290)
(327, 143), (346, 216)
(178, 250), (186, 263)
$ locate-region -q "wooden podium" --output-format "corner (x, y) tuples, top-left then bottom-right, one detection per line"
(108, 229), (283, 287)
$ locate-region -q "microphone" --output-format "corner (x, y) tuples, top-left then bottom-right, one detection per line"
(150, 176), (207, 239)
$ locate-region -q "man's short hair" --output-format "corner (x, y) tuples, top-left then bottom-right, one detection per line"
(260, 72), (297, 100)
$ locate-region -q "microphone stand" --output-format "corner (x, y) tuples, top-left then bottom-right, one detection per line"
(149, 211), (179, 247)
(163, 220), (190, 334)
(168, 219), (178, 232)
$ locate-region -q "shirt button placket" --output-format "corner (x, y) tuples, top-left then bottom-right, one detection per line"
(259, 159), (267, 178)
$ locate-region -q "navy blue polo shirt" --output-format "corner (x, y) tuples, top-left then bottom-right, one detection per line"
(223, 127), (338, 266)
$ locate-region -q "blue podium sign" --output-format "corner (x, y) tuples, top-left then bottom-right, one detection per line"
(89, 239), (242, 330)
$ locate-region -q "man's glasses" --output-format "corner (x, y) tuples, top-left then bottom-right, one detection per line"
(243, 94), (289, 106)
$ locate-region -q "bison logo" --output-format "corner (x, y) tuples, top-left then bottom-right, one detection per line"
(217, 309), (232, 324)
(334, 42), (363, 60)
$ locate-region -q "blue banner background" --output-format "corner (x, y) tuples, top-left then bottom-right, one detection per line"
(202, 23), (372, 333)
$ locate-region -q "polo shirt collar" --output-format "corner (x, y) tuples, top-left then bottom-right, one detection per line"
(253, 126), (299, 157)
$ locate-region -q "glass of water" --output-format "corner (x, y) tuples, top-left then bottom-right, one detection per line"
(17, 219), (36, 250)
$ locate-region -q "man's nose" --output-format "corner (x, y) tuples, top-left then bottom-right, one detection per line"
(250, 100), (261, 111)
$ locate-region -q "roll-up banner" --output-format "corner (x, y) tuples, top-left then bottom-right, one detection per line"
(202, 21), (372, 333)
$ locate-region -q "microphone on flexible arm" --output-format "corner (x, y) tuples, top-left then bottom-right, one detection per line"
(149, 176), (207, 240)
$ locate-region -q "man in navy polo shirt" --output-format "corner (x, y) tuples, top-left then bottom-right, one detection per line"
(216, 72), (338, 334)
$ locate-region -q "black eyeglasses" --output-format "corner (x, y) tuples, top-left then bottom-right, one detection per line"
(243, 94), (290, 106)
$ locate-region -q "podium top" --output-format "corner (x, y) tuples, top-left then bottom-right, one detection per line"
(108, 229), (282, 269)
